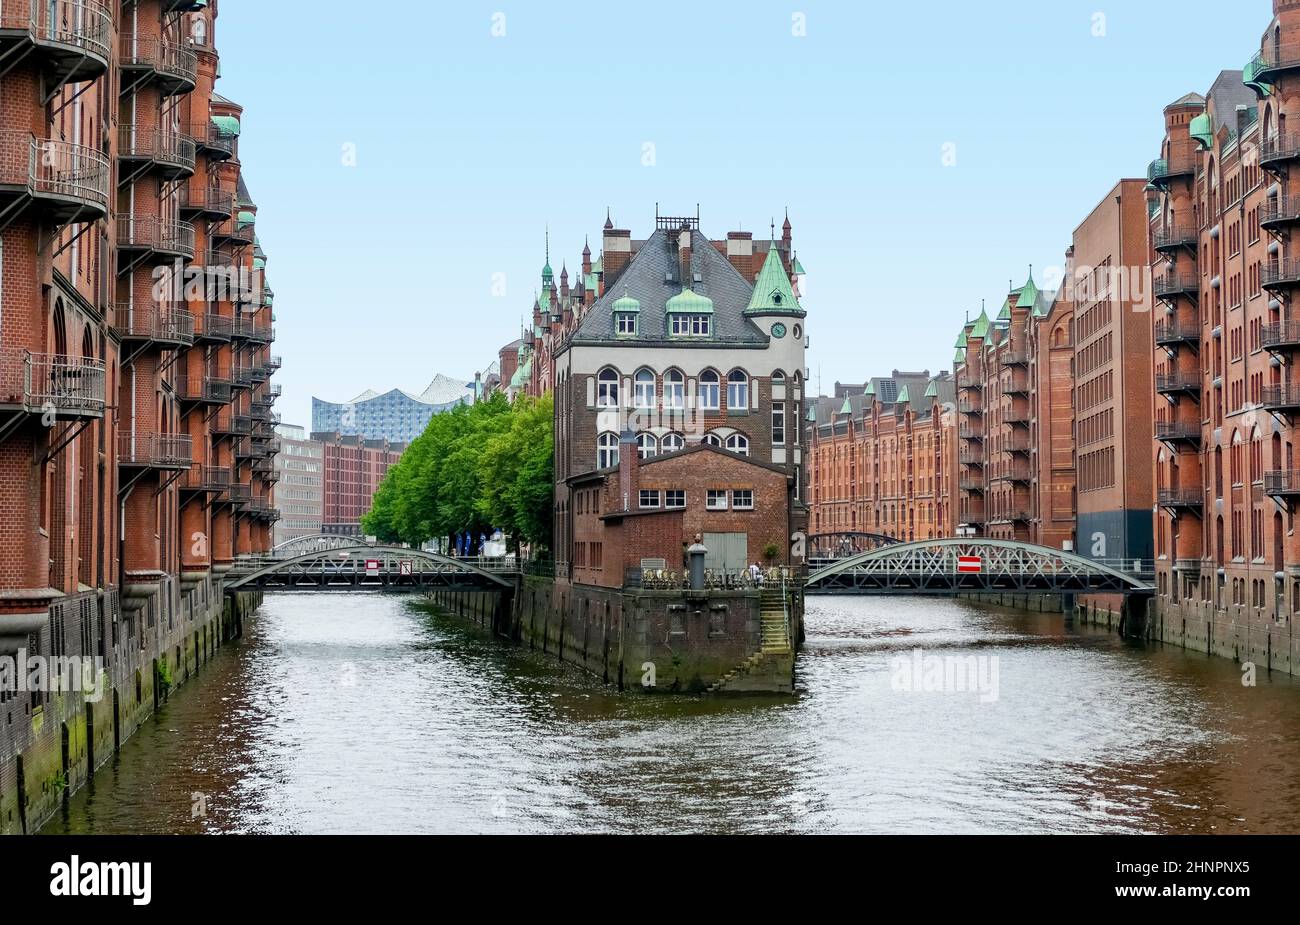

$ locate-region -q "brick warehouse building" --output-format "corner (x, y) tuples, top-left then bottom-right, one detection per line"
(550, 211), (809, 580)
(806, 371), (957, 547)
(312, 431), (405, 537)
(0, 0), (275, 833)
(1148, 0), (1300, 673)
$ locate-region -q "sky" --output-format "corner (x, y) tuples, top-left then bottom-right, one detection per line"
(213, 1), (1270, 429)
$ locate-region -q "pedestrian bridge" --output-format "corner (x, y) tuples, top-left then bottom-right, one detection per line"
(805, 538), (1156, 596)
(225, 545), (518, 591)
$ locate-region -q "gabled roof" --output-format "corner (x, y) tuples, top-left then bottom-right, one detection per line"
(569, 228), (767, 345)
(745, 244), (802, 315)
(968, 307), (990, 340)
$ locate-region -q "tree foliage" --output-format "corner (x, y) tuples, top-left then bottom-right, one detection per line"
(361, 392), (553, 552)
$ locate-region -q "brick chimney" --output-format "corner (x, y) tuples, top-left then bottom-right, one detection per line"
(726, 231), (753, 280)
(618, 428), (639, 512)
(678, 226), (692, 288)
(603, 211), (633, 285)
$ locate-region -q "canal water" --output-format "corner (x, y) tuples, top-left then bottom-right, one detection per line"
(45, 593), (1300, 834)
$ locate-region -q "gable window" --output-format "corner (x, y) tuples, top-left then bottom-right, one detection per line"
(664, 369), (685, 408)
(704, 432), (723, 448)
(727, 370), (749, 409)
(661, 432), (684, 453)
(597, 368), (619, 407)
(732, 489), (754, 510)
(636, 432), (658, 459)
(670, 314), (711, 336)
(639, 489), (661, 509)
(772, 401), (786, 445)
(597, 432), (619, 469)
(699, 370), (720, 410)
(665, 489), (686, 508)
(634, 368), (656, 408)
(706, 489), (728, 511)
(725, 433), (750, 456)
(616, 313), (637, 335)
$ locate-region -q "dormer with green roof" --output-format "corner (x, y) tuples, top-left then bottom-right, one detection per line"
(895, 384), (911, 405)
(665, 287), (713, 337)
(745, 244), (804, 318)
(612, 290), (640, 337)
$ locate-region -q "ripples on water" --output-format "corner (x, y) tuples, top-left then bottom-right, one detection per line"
(48, 592), (1300, 834)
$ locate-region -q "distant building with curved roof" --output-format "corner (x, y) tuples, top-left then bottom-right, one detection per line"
(311, 373), (476, 443)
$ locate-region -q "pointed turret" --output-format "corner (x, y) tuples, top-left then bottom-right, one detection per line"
(745, 243), (803, 316)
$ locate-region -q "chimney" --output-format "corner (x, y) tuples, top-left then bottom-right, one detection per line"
(618, 428), (639, 512)
(603, 213), (633, 285)
(582, 237), (591, 276)
(678, 225), (692, 289)
(726, 231), (753, 280)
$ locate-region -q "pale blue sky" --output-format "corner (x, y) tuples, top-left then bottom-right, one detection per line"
(214, 1), (1269, 428)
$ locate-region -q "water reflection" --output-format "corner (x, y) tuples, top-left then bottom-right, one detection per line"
(47, 592), (1300, 834)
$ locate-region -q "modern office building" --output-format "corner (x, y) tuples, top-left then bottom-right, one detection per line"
(272, 424), (324, 546)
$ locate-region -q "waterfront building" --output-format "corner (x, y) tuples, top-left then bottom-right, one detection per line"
(311, 374), (475, 444)
(806, 371), (957, 544)
(312, 432), (405, 537)
(0, 0), (276, 834)
(272, 425), (324, 546)
(551, 209), (808, 580)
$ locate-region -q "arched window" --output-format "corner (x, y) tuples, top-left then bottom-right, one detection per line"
(597, 432), (619, 469)
(699, 369), (720, 410)
(663, 369), (685, 409)
(597, 368), (619, 407)
(725, 433), (750, 456)
(727, 370), (749, 409)
(636, 432), (657, 460)
(704, 432), (724, 448)
(661, 432), (684, 453)
(634, 368), (655, 408)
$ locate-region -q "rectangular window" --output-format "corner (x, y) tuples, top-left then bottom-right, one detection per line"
(732, 489), (754, 510)
(616, 313), (637, 335)
(665, 489), (686, 508)
(692, 315), (711, 336)
(772, 401), (786, 445)
(706, 489), (728, 511)
(638, 489), (661, 509)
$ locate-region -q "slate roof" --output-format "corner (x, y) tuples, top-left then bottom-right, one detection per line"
(1205, 70), (1255, 136)
(569, 228), (769, 345)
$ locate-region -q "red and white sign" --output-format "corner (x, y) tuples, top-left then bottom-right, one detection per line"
(365, 559), (381, 576)
(399, 559), (412, 576)
(957, 555), (983, 574)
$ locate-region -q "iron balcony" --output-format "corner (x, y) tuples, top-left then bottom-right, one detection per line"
(958, 478), (984, 492)
(1262, 321), (1300, 352)
(224, 483), (252, 506)
(118, 126), (196, 180)
(1155, 421), (1201, 448)
(959, 425), (983, 441)
(189, 121), (236, 161)
(1157, 488), (1203, 511)
(1147, 153), (1196, 189)
(112, 305), (194, 348)
(1261, 196), (1300, 231)
(1264, 470), (1300, 498)
(1250, 46), (1300, 95)
(1153, 225), (1198, 253)
(1262, 259), (1300, 290)
(117, 433), (192, 470)
(1004, 435), (1031, 453)
(180, 187), (234, 219)
(957, 400), (981, 415)
(212, 216), (254, 246)
(180, 464), (231, 495)
(958, 449), (983, 465)
(1153, 272), (1199, 301)
(0, 1), (113, 84)
(1262, 382), (1300, 413)
(214, 413), (251, 436)
(1154, 320), (1199, 348)
(116, 215), (196, 262)
(118, 33), (198, 96)
(1003, 377), (1030, 396)
(0, 131), (111, 224)
(1155, 372), (1200, 397)
(0, 350), (106, 418)
(195, 313), (234, 343)
(1260, 132), (1300, 169)
(956, 373), (982, 390)
(1001, 350), (1028, 367)
(1003, 409), (1030, 425)
(177, 375), (232, 406)
(992, 464), (1032, 484)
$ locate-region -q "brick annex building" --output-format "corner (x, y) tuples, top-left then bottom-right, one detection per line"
(0, 0), (276, 832)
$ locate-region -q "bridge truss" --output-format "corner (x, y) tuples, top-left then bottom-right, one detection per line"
(225, 546), (515, 591)
(806, 538), (1155, 596)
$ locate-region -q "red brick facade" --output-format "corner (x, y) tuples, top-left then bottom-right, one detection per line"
(313, 432), (405, 536)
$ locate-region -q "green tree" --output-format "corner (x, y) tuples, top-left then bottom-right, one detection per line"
(477, 393), (554, 552)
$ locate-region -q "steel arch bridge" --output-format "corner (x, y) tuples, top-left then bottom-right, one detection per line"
(270, 534), (370, 557)
(225, 546), (516, 591)
(805, 538), (1155, 596)
(806, 531), (900, 562)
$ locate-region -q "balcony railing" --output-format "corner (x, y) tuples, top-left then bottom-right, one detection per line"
(958, 477), (984, 491)
(215, 413), (251, 436)
(225, 483), (252, 505)
(1003, 409), (1030, 424)
(1262, 382), (1300, 412)
(119, 33), (198, 94)
(1153, 225), (1197, 252)
(959, 425), (983, 440)
(959, 513), (986, 526)
(1157, 488), (1203, 509)
(1155, 372), (1200, 395)
(1262, 196), (1300, 229)
(0, 1), (113, 80)
(1264, 470), (1300, 497)
(956, 373), (982, 390)
(1003, 376), (1029, 395)
(1155, 421), (1201, 446)
(177, 375), (232, 405)
(1250, 45), (1300, 86)
(1147, 152), (1196, 187)
(1262, 320), (1300, 351)
(213, 215), (254, 245)
(1263, 259), (1300, 290)
(112, 305), (194, 347)
(180, 186), (234, 218)
(1154, 320), (1199, 347)
(1260, 132), (1300, 167)
(0, 350), (106, 417)
(0, 131), (111, 222)
(957, 400), (981, 414)
(181, 464), (231, 494)
(118, 126), (195, 177)
(188, 121), (236, 160)
(1153, 272), (1199, 300)
(118, 433), (192, 469)
(1000, 350), (1028, 366)
(1004, 435), (1031, 453)
(194, 313), (233, 342)
(116, 215), (195, 260)
(993, 464), (1032, 483)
